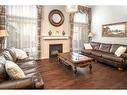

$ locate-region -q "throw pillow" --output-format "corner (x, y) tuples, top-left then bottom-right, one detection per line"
(115, 46), (126, 57)
(2, 50), (14, 62)
(6, 47), (17, 62)
(15, 49), (28, 59)
(0, 55), (6, 65)
(5, 60), (25, 79)
(84, 43), (93, 49)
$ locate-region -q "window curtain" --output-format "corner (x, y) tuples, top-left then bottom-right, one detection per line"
(69, 13), (74, 52)
(0, 5), (6, 30)
(69, 5), (91, 52)
(36, 6), (43, 59)
(6, 5), (42, 59)
(0, 5), (6, 49)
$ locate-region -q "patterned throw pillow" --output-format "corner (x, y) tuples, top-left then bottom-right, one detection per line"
(6, 47), (17, 62)
(2, 50), (15, 62)
(84, 43), (93, 49)
(115, 46), (126, 57)
(15, 49), (28, 59)
(5, 60), (25, 80)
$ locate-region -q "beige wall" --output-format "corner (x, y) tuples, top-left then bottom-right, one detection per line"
(41, 5), (70, 59)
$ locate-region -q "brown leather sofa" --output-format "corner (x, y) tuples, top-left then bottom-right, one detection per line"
(81, 42), (127, 70)
(0, 48), (44, 89)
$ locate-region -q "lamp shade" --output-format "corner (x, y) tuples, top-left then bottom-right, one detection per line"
(88, 32), (95, 37)
(0, 30), (9, 37)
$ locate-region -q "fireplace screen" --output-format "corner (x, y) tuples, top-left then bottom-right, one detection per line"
(49, 44), (63, 58)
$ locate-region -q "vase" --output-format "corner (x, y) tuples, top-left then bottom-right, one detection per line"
(48, 30), (52, 36)
(62, 31), (65, 36)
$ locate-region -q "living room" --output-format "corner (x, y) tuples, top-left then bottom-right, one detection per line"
(0, 0), (127, 94)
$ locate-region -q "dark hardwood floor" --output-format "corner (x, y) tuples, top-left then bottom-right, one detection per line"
(37, 59), (127, 89)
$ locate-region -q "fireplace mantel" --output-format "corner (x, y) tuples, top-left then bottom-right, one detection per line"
(43, 36), (69, 40)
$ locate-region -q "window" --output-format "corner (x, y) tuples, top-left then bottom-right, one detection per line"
(6, 5), (38, 58)
(72, 12), (89, 52)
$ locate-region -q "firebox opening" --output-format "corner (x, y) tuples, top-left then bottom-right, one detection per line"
(49, 44), (63, 58)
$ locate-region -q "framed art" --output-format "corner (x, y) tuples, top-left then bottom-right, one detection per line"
(48, 9), (64, 27)
(102, 22), (127, 37)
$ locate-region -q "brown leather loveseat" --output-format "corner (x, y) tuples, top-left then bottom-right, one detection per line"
(0, 48), (44, 89)
(81, 42), (127, 70)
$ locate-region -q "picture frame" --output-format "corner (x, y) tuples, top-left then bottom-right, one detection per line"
(48, 9), (64, 27)
(102, 22), (127, 37)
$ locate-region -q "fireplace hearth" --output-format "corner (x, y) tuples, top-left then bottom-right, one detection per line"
(49, 44), (63, 58)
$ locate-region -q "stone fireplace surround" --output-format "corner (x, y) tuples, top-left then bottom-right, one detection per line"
(41, 38), (70, 59)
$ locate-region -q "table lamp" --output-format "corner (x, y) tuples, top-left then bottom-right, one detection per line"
(88, 32), (95, 43)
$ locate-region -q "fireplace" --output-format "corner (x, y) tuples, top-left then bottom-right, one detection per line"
(49, 44), (63, 58)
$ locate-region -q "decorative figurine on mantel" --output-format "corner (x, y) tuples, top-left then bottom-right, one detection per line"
(62, 31), (65, 36)
(48, 30), (52, 36)
(56, 31), (59, 36)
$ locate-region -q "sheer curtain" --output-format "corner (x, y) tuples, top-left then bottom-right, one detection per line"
(72, 12), (89, 52)
(6, 5), (38, 58)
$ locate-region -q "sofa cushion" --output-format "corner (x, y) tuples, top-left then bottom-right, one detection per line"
(99, 43), (111, 52)
(0, 63), (7, 82)
(90, 42), (100, 50)
(121, 53), (127, 59)
(124, 60), (127, 64)
(0, 64), (6, 82)
(5, 60), (26, 80)
(122, 45), (127, 53)
(19, 61), (40, 80)
(18, 60), (37, 70)
(102, 53), (123, 62)
(0, 56), (7, 83)
(91, 50), (103, 57)
(23, 68), (37, 75)
(81, 49), (92, 55)
(110, 44), (120, 54)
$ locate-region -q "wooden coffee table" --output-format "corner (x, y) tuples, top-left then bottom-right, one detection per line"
(58, 52), (93, 74)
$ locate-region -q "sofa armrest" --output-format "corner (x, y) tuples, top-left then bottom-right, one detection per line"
(0, 77), (34, 89)
(34, 74), (44, 89)
(121, 53), (127, 59)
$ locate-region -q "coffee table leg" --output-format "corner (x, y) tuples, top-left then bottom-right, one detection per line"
(89, 64), (92, 72)
(74, 66), (77, 74)
(57, 57), (61, 64)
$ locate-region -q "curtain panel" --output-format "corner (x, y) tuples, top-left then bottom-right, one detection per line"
(78, 5), (92, 38)
(5, 5), (42, 59)
(69, 13), (74, 52)
(36, 6), (43, 59)
(69, 6), (91, 52)
(0, 5), (6, 30)
(0, 5), (6, 49)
